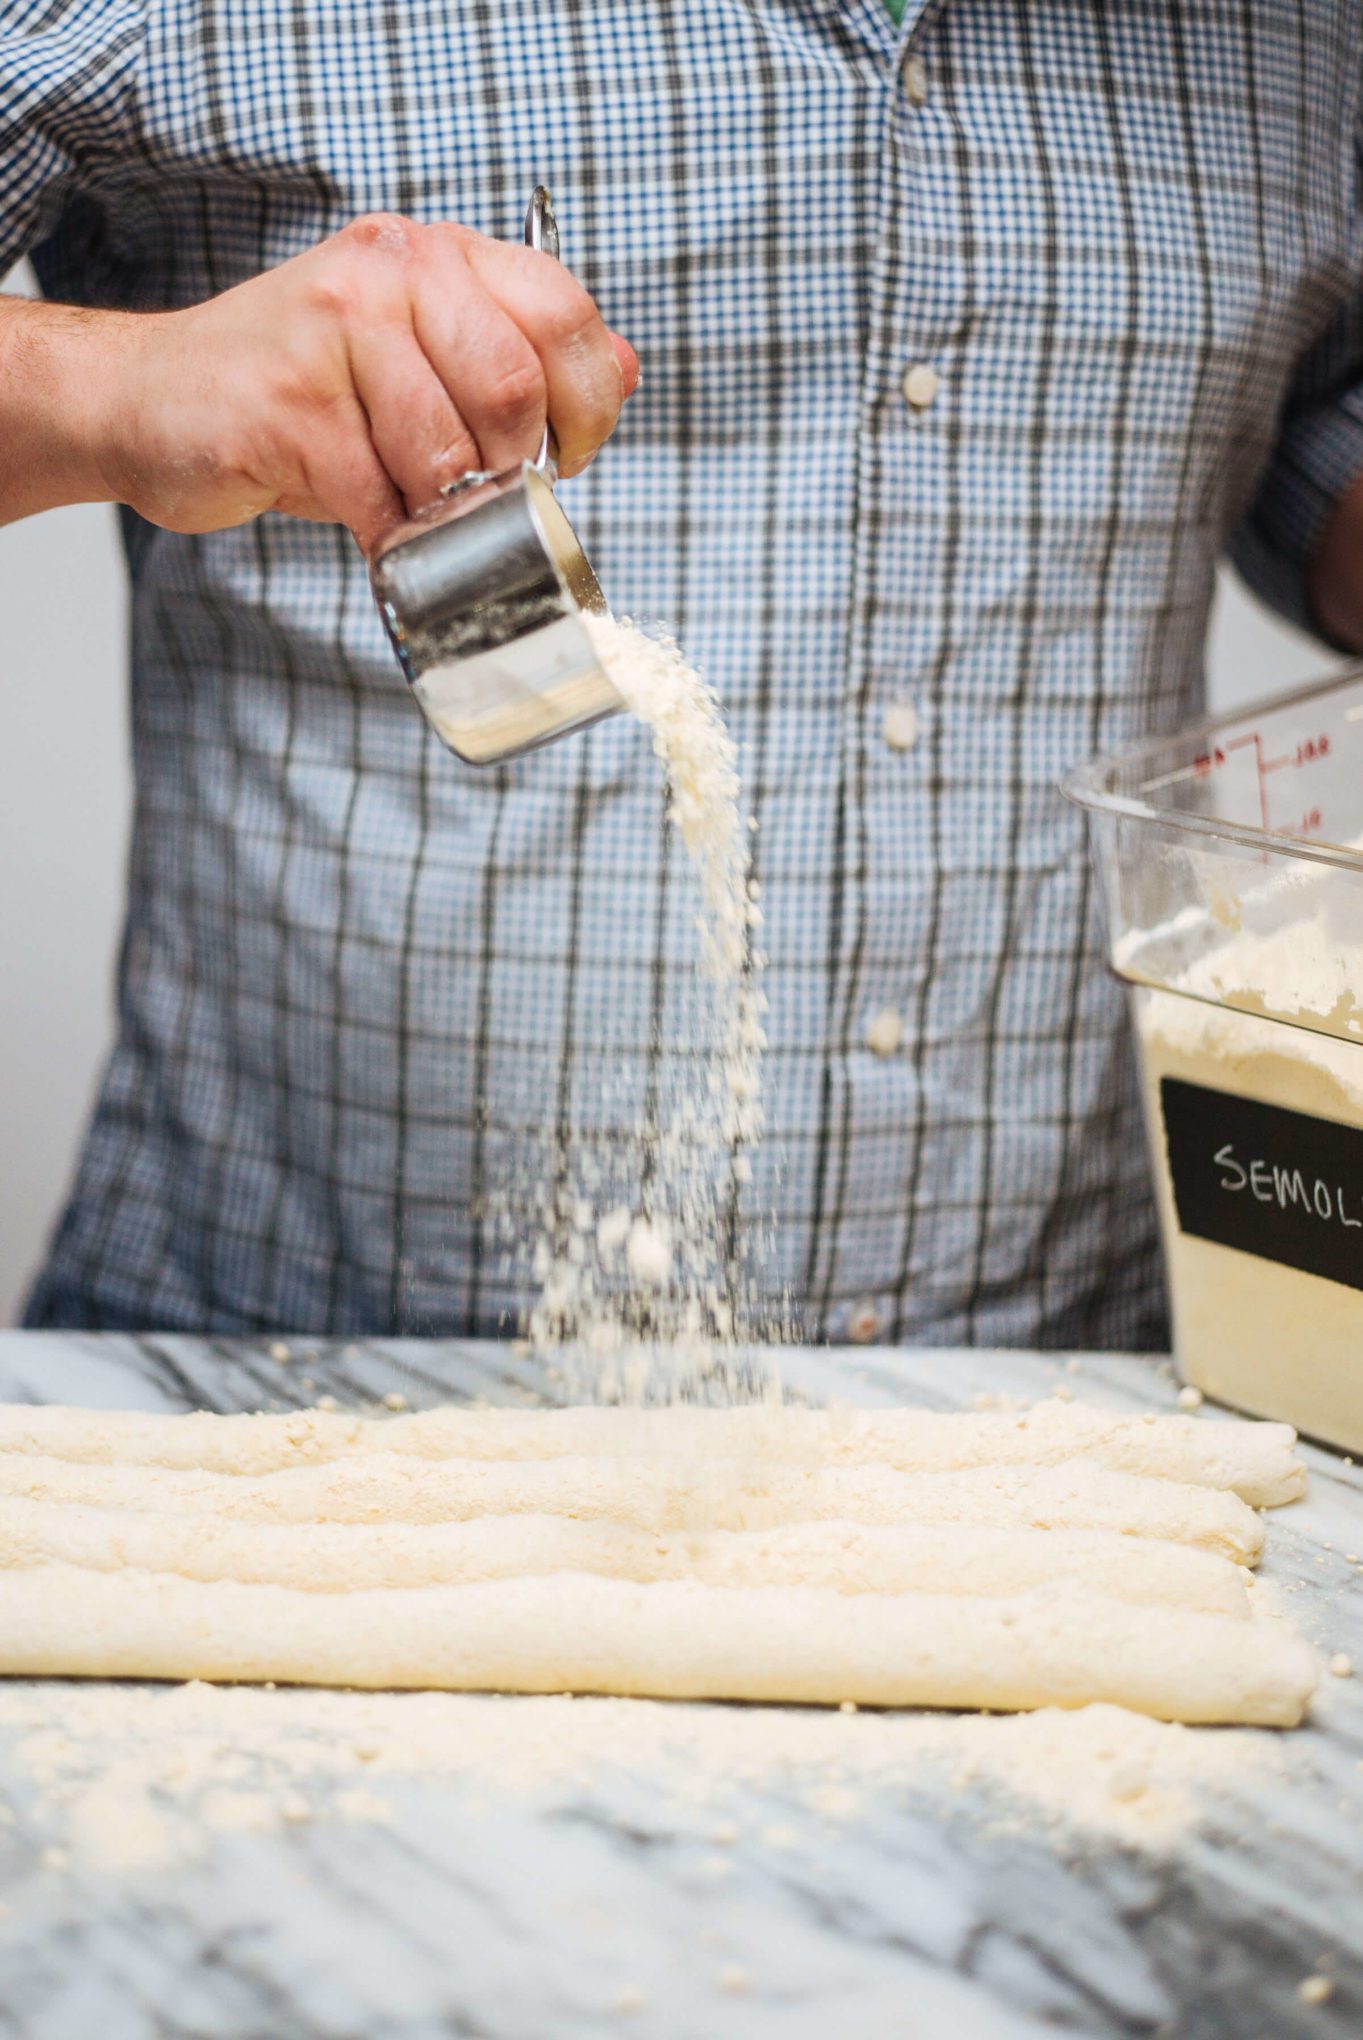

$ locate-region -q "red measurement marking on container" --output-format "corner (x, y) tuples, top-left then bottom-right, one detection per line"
(1263, 733), (1331, 772)
(1190, 729), (1332, 837)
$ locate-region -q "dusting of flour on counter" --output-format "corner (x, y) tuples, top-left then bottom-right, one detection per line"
(0, 1683), (1282, 1873)
(527, 612), (775, 1398)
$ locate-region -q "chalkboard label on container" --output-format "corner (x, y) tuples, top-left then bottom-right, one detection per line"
(1161, 1077), (1363, 1293)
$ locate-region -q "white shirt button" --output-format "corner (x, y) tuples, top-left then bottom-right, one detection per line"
(903, 54), (929, 106)
(902, 362), (940, 410)
(847, 1298), (883, 1344)
(883, 701), (919, 752)
(866, 1007), (904, 1057)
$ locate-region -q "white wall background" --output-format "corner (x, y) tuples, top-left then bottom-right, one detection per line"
(0, 259), (1349, 1323)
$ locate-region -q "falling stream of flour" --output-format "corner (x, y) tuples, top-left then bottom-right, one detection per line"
(526, 613), (775, 1398)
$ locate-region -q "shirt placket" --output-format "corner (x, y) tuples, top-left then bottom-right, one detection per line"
(812, 4), (948, 1342)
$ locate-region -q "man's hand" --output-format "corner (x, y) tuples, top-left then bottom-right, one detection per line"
(0, 214), (639, 551)
(1309, 466), (1363, 653)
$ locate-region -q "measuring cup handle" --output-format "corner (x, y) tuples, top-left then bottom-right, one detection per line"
(525, 186), (560, 479)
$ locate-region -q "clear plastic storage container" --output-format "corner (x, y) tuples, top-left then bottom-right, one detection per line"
(1063, 665), (1363, 1451)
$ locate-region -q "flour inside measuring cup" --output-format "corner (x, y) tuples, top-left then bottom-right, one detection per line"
(525, 612), (774, 1399)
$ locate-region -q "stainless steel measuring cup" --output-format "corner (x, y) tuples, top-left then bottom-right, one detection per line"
(368, 189), (622, 767)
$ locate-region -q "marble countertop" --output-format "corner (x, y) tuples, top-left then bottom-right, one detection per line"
(0, 1332), (1359, 2040)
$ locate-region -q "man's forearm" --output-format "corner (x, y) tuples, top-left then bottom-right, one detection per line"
(0, 295), (128, 525)
(1309, 467), (1363, 653)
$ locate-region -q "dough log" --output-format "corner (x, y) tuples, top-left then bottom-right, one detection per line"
(0, 1453), (1266, 1562)
(0, 1402), (1304, 1507)
(0, 1566), (1313, 1725)
(0, 1495), (1253, 1615)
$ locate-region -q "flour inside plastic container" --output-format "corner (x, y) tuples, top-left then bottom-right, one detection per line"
(1133, 896), (1363, 1449)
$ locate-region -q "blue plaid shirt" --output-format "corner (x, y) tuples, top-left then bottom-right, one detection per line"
(5, 0), (1362, 1345)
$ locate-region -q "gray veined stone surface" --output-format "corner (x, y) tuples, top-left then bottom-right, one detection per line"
(0, 1332), (1357, 2040)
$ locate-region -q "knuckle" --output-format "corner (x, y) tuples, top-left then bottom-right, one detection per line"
(482, 354), (547, 428)
(432, 220), (476, 257)
(432, 429), (481, 481)
(303, 267), (352, 322)
(540, 280), (602, 351)
(343, 210), (418, 258)
(309, 214), (419, 320)
(269, 352), (334, 419)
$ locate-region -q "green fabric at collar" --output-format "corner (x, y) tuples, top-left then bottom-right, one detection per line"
(885, 0), (908, 21)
